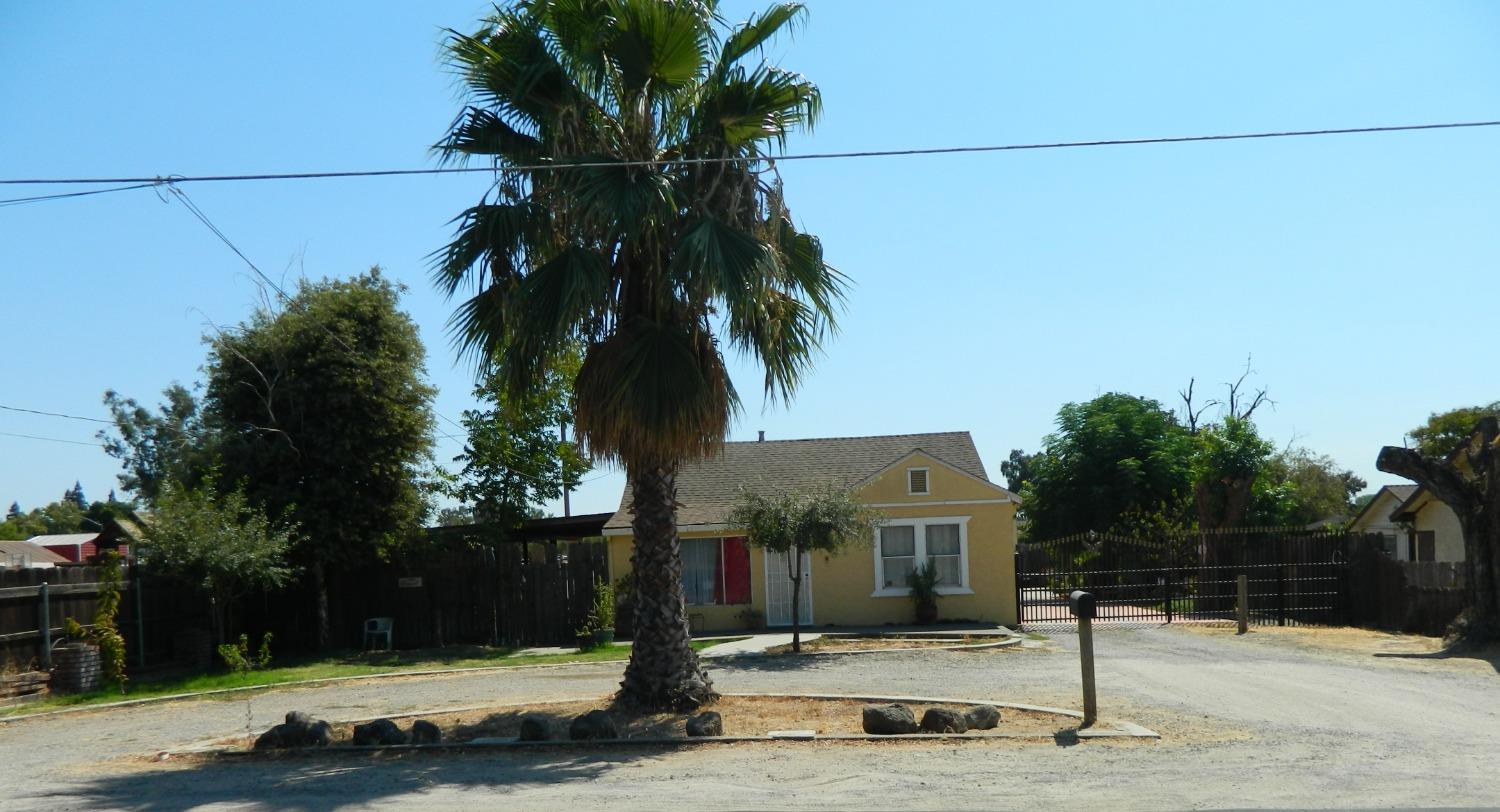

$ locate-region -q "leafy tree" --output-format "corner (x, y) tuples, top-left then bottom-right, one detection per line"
(999, 449), (1035, 494)
(435, 1), (840, 709)
(1251, 448), (1367, 526)
(1409, 401), (1500, 457)
(728, 486), (878, 653)
(1190, 417), (1274, 529)
(100, 384), (216, 506)
(452, 350), (591, 529)
(1378, 417), (1500, 644)
(145, 476), (296, 644)
(434, 506), (476, 527)
(205, 269), (437, 648)
(1021, 394), (1194, 540)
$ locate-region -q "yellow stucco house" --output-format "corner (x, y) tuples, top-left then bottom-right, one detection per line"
(603, 432), (1020, 633)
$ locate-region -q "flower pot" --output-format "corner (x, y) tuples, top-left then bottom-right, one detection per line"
(592, 629), (615, 647)
(915, 602), (939, 625)
(577, 633), (597, 652)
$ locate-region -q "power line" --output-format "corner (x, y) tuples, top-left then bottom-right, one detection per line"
(3, 120), (1497, 188)
(0, 431), (102, 447)
(0, 404), (113, 424)
(0, 182), (160, 207)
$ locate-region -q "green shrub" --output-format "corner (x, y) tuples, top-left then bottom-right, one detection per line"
(217, 632), (274, 674)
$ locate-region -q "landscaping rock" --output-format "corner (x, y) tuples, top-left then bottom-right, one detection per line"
(568, 709), (618, 740)
(518, 713), (551, 742)
(253, 711), (333, 749)
(920, 707), (969, 734)
(963, 705), (1002, 730)
(861, 703), (919, 735)
(685, 711), (723, 737)
(409, 719), (442, 745)
(352, 718), (408, 747)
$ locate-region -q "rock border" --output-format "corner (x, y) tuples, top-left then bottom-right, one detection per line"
(730, 634), (1020, 660)
(157, 691), (1158, 760)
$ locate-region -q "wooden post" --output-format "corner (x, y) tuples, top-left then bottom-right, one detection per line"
(1236, 574), (1249, 634)
(38, 581), (52, 669)
(1078, 613), (1097, 728)
(134, 576), (147, 668)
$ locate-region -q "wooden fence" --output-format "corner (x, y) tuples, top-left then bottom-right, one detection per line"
(1346, 537), (1467, 636)
(0, 538), (610, 675)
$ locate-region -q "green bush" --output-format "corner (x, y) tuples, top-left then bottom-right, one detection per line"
(217, 632), (274, 674)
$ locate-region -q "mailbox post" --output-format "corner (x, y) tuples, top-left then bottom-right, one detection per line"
(1069, 590), (1098, 728)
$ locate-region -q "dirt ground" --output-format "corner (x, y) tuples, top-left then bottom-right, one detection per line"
(4, 624), (1499, 810)
(220, 695), (1067, 748)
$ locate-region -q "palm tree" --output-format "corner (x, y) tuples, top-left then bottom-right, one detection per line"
(435, 0), (843, 709)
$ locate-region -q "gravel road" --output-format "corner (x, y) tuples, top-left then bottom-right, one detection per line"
(3, 624), (1496, 810)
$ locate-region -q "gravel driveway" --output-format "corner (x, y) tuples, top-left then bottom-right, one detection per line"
(3, 625), (1497, 810)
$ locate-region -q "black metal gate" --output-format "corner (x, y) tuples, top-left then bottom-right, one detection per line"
(1016, 528), (1357, 628)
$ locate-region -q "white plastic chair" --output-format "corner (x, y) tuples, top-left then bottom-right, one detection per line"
(363, 617), (394, 651)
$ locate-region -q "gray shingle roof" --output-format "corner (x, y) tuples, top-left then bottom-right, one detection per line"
(0, 540), (69, 565)
(604, 431), (995, 531)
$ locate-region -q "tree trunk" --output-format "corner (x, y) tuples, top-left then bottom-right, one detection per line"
(618, 460), (716, 710)
(312, 561), (330, 651)
(790, 547), (802, 654)
(1378, 418), (1500, 644)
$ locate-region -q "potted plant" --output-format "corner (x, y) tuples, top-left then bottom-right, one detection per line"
(589, 577), (615, 648)
(907, 564), (940, 625)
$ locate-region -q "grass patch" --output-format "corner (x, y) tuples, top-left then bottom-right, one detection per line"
(0, 638), (738, 718)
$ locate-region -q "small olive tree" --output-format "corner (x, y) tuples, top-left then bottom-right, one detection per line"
(145, 476), (297, 645)
(729, 486), (882, 653)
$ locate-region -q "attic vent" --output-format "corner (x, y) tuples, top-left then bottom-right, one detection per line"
(907, 468), (929, 495)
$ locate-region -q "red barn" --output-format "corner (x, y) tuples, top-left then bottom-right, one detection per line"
(24, 533), (100, 564)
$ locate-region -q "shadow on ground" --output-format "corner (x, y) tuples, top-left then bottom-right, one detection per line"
(32, 747), (653, 812)
(1373, 644), (1500, 674)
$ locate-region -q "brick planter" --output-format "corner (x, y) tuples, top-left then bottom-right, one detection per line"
(52, 643), (101, 694)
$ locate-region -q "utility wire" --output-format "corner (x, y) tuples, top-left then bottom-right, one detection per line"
(0, 431), (102, 447)
(0, 182), (160, 207)
(0, 404), (113, 424)
(3, 120), (1497, 187)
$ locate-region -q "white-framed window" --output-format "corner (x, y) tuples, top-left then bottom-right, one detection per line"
(907, 467), (930, 495)
(872, 516), (972, 597)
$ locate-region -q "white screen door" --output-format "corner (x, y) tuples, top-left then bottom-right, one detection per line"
(765, 549), (813, 626)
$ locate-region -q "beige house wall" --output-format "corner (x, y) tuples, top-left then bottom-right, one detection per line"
(1412, 497), (1466, 562)
(605, 450), (1018, 633)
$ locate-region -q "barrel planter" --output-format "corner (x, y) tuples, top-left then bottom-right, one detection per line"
(52, 643), (101, 694)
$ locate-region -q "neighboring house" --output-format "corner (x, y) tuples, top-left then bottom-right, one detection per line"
(1389, 487), (1465, 563)
(603, 431), (1020, 633)
(0, 540), (69, 569)
(24, 533), (99, 563)
(1348, 485), (1417, 558)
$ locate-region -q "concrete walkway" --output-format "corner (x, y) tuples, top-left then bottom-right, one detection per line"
(698, 623), (1015, 657)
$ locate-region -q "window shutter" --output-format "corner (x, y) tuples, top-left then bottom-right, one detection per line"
(908, 468), (929, 494)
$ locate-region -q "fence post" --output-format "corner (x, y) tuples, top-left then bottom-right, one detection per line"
(134, 576), (147, 669)
(1163, 571), (1174, 624)
(1276, 565), (1287, 627)
(1236, 574), (1249, 634)
(1013, 550), (1023, 629)
(38, 581), (52, 669)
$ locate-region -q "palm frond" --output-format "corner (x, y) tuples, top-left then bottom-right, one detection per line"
(605, 0), (712, 95)
(435, 107), (543, 164)
(693, 64), (821, 147)
(717, 2), (805, 72)
(430, 201), (544, 297)
(573, 316), (735, 465)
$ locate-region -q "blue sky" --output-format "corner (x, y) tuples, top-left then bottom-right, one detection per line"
(2, 1), (1497, 518)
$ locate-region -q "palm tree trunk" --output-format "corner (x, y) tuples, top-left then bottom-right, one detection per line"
(619, 459), (716, 710)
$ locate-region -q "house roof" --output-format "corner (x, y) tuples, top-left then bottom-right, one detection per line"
(604, 431), (1002, 531)
(1390, 486), (1433, 521)
(1348, 484), (1417, 529)
(24, 533), (100, 547)
(0, 540), (69, 565)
